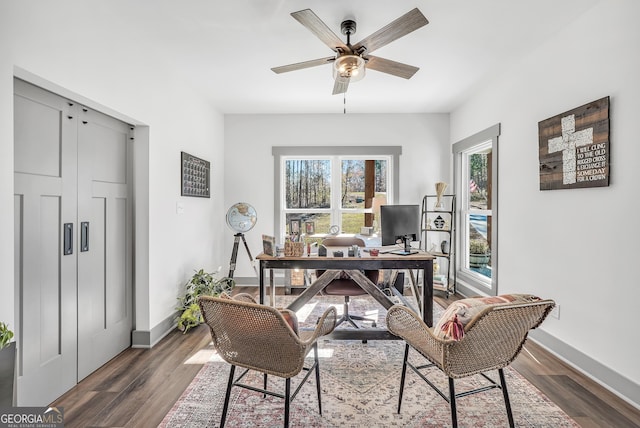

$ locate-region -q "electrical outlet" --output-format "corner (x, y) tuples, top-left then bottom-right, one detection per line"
(550, 304), (560, 319)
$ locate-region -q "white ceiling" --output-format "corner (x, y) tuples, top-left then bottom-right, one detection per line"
(117, 0), (600, 114)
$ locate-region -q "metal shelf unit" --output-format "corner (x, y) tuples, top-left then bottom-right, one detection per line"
(421, 194), (456, 296)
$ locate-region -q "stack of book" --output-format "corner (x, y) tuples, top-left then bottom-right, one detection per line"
(433, 274), (448, 288)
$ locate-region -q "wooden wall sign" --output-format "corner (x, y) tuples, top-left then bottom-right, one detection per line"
(538, 96), (610, 190)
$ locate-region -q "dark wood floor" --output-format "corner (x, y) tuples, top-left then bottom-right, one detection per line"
(52, 288), (640, 427)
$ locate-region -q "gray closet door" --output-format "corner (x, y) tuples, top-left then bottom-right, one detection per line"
(14, 79), (133, 404)
(76, 106), (132, 381)
(14, 79), (79, 405)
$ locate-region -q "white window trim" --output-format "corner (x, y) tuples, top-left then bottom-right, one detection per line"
(452, 124), (500, 296)
(272, 146), (401, 241)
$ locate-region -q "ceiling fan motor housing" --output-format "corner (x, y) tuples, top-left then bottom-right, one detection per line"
(341, 19), (357, 38)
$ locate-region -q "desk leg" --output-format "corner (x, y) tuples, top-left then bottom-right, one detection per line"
(259, 261), (265, 305)
(424, 260), (433, 327)
(269, 269), (275, 307)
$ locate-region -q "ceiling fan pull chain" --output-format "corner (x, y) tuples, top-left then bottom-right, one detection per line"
(343, 93), (346, 114)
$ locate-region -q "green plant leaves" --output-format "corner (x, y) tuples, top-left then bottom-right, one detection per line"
(0, 322), (14, 349)
(175, 269), (235, 334)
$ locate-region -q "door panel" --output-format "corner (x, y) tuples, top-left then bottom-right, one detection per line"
(13, 88), (62, 177)
(77, 106), (132, 381)
(14, 79), (78, 405)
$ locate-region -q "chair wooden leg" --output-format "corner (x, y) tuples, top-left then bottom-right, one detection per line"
(398, 343), (410, 413)
(449, 377), (458, 428)
(220, 365), (236, 428)
(499, 368), (515, 428)
(313, 343), (322, 415)
(284, 378), (291, 428)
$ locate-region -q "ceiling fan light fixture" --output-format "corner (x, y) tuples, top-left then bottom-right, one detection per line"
(333, 55), (366, 82)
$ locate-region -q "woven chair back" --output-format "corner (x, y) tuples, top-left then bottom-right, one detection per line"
(444, 300), (555, 378)
(199, 296), (307, 378)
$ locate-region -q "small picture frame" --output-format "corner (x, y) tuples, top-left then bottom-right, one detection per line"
(262, 234), (276, 256)
(289, 219), (301, 235)
(305, 221), (315, 235)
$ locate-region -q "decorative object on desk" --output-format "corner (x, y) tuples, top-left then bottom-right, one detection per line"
(332, 250), (343, 257)
(434, 181), (448, 210)
(360, 226), (373, 235)
(284, 241), (305, 257)
(305, 220), (315, 235)
(289, 219), (301, 235)
(180, 151), (210, 198)
(318, 244), (327, 257)
(348, 244), (359, 257)
(538, 96), (609, 191)
(0, 321), (15, 406)
(261, 234), (275, 256)
(176, 269), (234, 334)
(441, 240), (449, 254)
(329, 224), (340, 235)
(469, 238), (490, 268)
(434, 215), (445, 229)
(369, 248), (379, 256)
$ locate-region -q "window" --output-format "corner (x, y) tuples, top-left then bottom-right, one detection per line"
(453, 124), (500, 295)
(273, 146), (401, 241)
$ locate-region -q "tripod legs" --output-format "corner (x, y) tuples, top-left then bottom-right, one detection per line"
(228, 233), (258, 279)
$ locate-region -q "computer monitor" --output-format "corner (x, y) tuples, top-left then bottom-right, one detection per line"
(380, 204), (420, 255)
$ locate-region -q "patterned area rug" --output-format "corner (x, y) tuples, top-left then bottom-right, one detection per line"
(159, 295), (577, 428)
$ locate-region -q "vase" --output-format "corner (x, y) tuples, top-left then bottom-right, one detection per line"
(441, 240), (449, 254)
(434, 182), (448, 210)
(0, 342), (16, 406)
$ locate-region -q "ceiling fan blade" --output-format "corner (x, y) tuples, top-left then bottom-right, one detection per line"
(365, 56), (419, 79)
(332, 78), (349, 95)
(291, 9), (351, 53)
(271, 56), (336, 74)
(352, 8), (428, 55)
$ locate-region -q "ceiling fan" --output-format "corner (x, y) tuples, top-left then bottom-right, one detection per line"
(271, 8), (429, 95)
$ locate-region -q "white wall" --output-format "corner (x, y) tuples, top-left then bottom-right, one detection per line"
(0, 2), (226, 339)
(451, 0), (639, 405)
(224, 113), (450, 280)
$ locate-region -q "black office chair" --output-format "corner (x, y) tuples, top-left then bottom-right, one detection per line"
(316, 237), (379, 329)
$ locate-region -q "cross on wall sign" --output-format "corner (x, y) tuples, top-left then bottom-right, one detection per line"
(538, 97), (610, 190)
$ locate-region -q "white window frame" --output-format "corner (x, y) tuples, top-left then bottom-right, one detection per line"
(452, 124), (500, 296)
(273, 146), (401, 241)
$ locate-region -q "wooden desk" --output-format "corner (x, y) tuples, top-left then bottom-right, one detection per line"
(257, 249), (434, 340)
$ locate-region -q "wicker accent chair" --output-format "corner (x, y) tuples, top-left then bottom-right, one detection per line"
(386, 298), (555, 428)
(198, 293), (336, 428)
(317, 236), (379, 329)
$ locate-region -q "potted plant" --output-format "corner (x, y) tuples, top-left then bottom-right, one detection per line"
(0, 322), (15, 406)
(469, 239), (491, 268)
(176, 269), (235, 334)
